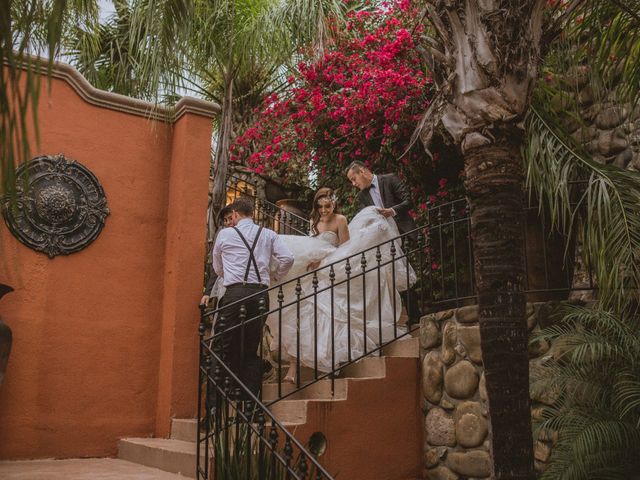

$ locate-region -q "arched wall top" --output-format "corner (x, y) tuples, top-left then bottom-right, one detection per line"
(6, 54), (221, 122)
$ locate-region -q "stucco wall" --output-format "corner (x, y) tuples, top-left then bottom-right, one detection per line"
(0, 61), (217, 459)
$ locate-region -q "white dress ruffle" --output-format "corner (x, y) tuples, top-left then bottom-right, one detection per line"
(267, 206), (415, 372)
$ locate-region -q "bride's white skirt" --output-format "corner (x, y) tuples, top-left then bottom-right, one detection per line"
(267, 207), (416, 372)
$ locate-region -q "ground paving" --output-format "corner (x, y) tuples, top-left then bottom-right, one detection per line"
(0, 458), (187, 479)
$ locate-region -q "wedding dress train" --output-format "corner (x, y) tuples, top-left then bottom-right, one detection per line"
(267, 206), (415, 373)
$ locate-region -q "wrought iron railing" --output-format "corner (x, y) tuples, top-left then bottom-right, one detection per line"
(226, 175), (310, 236)
(424, 192), (594, 310)
(201, 224), (427, 407)
(198, 191), (593, 477)
(198, 222), (427, 478)
(197, 313), (334, 480)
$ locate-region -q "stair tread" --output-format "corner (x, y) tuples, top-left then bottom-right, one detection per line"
(382, 337), (420, 358)
(262, 377), (348, 401)
(120, 438), (199, 455)
(171, 417), (304, 432)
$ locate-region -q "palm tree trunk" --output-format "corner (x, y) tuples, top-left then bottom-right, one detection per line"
(463, 132), (535, 479)
(210, 74), (234, 232)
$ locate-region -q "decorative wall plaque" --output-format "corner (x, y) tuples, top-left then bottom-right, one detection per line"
(2, 154), (110, 258)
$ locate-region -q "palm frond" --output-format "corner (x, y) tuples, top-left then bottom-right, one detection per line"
(573, 0), (640, 106)
(532, 303), (640, 479)
(524, 107), (640, 309)
(1, 1), (99, 197)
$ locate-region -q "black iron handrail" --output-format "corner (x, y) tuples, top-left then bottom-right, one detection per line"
(423, 188), (594, 310)
(197, 315), (334, 480)
(201, 188), (595, 403)
(202, 224), (428, 408)
(198, 189), (595, 477)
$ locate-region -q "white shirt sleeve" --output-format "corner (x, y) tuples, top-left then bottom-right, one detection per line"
(212, 232), (225, 278)
(271, 233), (295, 281)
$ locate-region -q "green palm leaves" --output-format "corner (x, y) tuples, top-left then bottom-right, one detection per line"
(526, 3), (640, 476)
(525, 108), (640, 310)
(531, 304), (640, 479)
(574, 0), (640, 106)
(1, 0), (98, 196)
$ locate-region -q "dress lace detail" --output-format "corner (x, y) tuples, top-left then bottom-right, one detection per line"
(267, 206), (415, 372)
(315, 230), (340, 246)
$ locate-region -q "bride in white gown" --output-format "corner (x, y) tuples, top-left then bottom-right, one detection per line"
(267, 188), (415, 381)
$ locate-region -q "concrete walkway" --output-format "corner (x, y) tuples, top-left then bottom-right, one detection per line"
(0, 458), (187, 479)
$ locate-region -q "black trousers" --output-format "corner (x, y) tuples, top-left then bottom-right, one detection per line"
(401, 287), (421, 323)
(216, 284), (269, 398)
(399, 233), (422, 323)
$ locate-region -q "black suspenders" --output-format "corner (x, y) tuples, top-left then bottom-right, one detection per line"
(232, 226), (264, 284)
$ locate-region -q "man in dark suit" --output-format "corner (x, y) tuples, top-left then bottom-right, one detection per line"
(345, 160), (422, 326)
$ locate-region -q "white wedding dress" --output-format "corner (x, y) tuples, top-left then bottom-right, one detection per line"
(267, 206), (416, 372)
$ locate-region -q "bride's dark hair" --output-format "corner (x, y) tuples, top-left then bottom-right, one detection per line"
(310, 187), (339, 236)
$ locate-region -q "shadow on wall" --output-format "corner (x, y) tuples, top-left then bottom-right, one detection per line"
(0, 284), (13, 388)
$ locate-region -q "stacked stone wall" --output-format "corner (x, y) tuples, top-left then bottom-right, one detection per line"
(420, 302), (558, 479)
(551, 67), (640, 171)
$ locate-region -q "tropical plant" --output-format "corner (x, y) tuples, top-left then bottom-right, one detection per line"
(522, 2), (640, 476)
(211, 416), (326, 479)
(523, 43), (640, 480)
(406, 2), (556, 476)
(409, 1), (640, 476)
(531, 303), (640, 479)
(525, 108), (640, 311)
(0, 1), (99, 196)
(233, 1), (434, 184)
(87, 0), (347, 230)
(62, 0), (157, 100)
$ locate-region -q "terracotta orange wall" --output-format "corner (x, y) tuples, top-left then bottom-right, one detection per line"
(290, 357), (423, 480)
(0, 66), (215, 459)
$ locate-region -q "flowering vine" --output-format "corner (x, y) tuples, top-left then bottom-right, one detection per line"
(232, 0), (461, 221)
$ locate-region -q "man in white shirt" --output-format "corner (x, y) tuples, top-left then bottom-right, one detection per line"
(200, 205), (233, 307)
(212, 197), (294, 396)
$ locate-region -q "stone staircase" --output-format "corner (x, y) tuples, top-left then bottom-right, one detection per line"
(118, 334), (422, 480)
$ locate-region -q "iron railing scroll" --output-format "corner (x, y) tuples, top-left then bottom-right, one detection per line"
(200, 226), (428, 407)
(197, 306), (335, 480)
(197, 191), (593, 477)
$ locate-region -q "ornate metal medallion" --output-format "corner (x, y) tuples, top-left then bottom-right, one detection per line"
(2, 154), (110, 258)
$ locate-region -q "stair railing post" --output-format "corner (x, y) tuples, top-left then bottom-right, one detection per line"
(390, 241), (397, 337)
(329, 266), (335, 396)
(376, 246), (383, 350)
(345, 258), (352, 362)
(277, 286), (284, 398)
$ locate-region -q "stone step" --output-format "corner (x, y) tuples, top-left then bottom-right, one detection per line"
(338, 356), (386, 379)
(268, 399), (309, 424)
(171, 419), (198, 443)
(118, 438), (201, 478)
(382, 336), (420, 358)
(170, 417), (305, 444)
(262, 377), (348, 402)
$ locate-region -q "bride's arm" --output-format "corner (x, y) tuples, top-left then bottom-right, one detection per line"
(337, 215), (350, 245)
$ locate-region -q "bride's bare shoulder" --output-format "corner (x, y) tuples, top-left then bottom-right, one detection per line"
(335, 214), (348, 224)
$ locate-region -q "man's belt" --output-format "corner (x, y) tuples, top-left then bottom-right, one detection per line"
(226, 282), (269, 289)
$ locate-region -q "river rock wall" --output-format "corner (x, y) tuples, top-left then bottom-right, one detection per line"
(420, 303), (557, 479)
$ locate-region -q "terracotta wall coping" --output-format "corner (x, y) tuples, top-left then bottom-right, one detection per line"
(7, 54), (221, 121)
